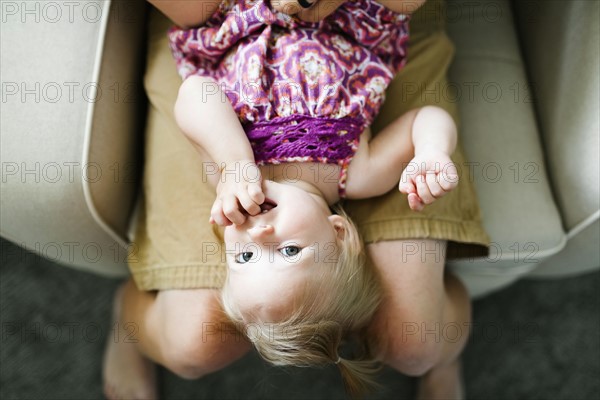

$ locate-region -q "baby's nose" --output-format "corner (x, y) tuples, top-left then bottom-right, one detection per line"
(247, 225), (275, 240)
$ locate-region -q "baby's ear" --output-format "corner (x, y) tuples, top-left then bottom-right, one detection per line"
(328, 215), (347, 241)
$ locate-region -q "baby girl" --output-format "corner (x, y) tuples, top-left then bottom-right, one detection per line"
(169, 0), (457, 394)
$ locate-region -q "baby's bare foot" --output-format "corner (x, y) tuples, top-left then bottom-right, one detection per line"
(416, 358), (465, 400)
(102, 284), (158, 400)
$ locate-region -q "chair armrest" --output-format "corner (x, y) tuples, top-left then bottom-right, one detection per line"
(512, 0), (599, 230)
(512, 0), (600, 277)
(444, 0), (567, 295)
(0, 0), (146, 276)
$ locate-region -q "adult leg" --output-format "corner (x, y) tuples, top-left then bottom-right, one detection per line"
(103, 8), (253, 399)
(345, 5), (486, 399)
(366, 239), (471, 399)
(103, 279), (251, 399)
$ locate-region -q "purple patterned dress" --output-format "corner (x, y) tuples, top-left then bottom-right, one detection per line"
(169, 0), (410, 195)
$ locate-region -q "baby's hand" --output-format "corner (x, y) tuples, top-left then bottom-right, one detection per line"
(210, 160), (265, 226)
(399, 151), (459, 212)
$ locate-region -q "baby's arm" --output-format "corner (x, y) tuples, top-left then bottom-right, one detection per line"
(345, 106), (458, 211)
(174, 75), (265, 225)
(400, 106), (458, 211)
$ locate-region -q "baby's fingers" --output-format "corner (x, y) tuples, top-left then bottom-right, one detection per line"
(238, 191), (261, 216)
(439, 165), (459, 192)
(425, 171), (447, 198)
(222, 196), (246, 225)
(210, 199), (231, 226)
(399, 170), (417, 194)
(247, 182), (265, 205)
(416, 175), (436, 204)
(408, 193), (424, 211)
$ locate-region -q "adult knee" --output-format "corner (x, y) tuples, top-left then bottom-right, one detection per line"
(162, 320), (250, 380)
(163, 332), (211, 379)
(383, 323), (443, 377)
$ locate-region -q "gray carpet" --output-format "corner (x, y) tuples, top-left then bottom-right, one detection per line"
(1, 237), (599, 400)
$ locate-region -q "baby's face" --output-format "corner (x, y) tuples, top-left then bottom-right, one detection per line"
(223, 180), (340, 321)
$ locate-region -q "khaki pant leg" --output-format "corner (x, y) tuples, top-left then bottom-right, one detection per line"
(128, 10), (226, 290)
(345, 26), (490, 257)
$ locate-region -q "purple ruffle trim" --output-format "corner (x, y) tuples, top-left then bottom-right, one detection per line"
(244, 114), (364, 165)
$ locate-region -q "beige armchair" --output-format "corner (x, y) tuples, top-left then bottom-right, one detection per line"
(1, 0), (598, 297)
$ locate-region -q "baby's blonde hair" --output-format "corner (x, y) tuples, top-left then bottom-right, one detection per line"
(221, 207), (383, 397)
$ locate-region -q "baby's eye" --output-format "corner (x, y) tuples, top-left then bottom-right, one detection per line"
(280, 246), (301, 257)
(235, 252), (254, 264)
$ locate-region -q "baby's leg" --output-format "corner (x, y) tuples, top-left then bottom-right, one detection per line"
(366, 239), (470, 399)
(103, 279), (251, 400)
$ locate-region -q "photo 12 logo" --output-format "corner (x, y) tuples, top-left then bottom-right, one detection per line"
(1, 1), (140, 24)
(2, 81), (139, 104)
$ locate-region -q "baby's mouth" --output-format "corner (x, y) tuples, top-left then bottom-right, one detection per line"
(259, 198), (277, 214)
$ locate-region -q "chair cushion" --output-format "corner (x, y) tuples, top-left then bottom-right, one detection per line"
(0, 0), (145, 276)
(445, 0), (566, 274)
(513, 0), (599, 231)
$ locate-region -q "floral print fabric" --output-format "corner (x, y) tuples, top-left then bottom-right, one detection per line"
(168, 0), (409, 195)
